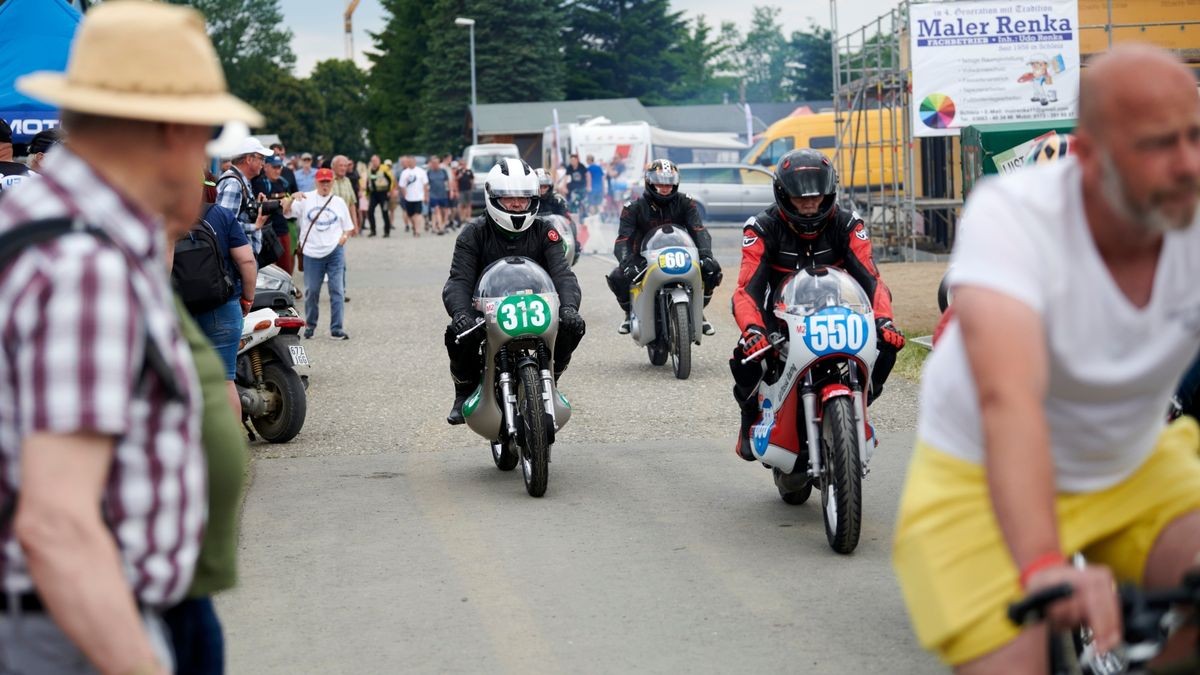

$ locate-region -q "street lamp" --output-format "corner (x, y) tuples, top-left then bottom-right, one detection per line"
(455, 17), (478, 146)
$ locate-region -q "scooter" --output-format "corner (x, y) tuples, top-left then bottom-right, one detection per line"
(457, 256), (573, 498)
(742, 266), (879, 554)
(627, 225), (704, 379)
(237, 266), (309, 443)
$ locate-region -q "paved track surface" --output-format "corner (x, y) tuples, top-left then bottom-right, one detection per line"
(218, 218), (940, 674)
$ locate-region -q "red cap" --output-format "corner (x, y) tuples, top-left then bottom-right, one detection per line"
(315, 168), (335, 182)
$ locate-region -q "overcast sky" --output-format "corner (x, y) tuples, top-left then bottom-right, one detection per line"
(286, 0), (901, 76)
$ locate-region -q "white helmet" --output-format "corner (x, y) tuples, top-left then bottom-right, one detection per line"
(485, 158), (540, 233)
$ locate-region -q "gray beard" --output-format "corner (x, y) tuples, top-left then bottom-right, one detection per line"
(1099, 151), (1194, 233)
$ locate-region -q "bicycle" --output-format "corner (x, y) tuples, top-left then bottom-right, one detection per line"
(1008, 568), (1200, 674)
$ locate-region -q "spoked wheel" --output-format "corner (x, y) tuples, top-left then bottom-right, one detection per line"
(820, 397), (862, 554)
(517, 363), (549, 497)
(773, 467), (812, 505)
(491, 440), (518, 471)
(669, 302), (692, 380)
(647, 339), (668, 366)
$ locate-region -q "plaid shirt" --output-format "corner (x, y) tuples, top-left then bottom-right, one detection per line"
(0, 148), (204, 608)
(217, 165), (262, 254)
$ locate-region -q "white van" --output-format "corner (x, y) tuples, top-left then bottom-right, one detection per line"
(463, 143), (520, 208)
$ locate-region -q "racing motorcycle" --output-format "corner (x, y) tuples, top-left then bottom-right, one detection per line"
(545, 215), (580, 267)
(626, 225), (705, 380)
(237, 265), (309, 443)
(742, 266), (878, 554)
(456, 257), (573, 498)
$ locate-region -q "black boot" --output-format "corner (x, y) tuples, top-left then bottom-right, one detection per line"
(735, 400), (759, 461)
(446, 382), (476, 425)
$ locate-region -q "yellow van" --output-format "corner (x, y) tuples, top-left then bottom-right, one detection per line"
(742, 110), (904, 191)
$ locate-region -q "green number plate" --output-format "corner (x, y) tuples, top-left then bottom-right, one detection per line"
(496, 295), (552, 337)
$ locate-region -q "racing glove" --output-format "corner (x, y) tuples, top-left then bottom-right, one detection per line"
(559, 306), (586, 336)
(621, 259), (646, 282)
(700, 256), (723, 285)
(453, 310), (484, 337)
(739, 325), (771, 359)
(877, 318), (906, 351)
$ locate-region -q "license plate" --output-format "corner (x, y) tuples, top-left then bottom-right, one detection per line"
(289, 345), (310, 366)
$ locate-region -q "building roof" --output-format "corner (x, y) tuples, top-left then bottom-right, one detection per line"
(646, 104), (768, 134)
(472, 98), (654, 135)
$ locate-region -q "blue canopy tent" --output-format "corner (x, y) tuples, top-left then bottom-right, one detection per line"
(0, 0), (81, 144)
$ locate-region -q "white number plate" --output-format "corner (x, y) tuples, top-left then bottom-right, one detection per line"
(289, 345), (310, 366)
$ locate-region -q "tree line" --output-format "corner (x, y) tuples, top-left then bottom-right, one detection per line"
(166, 0), (835, 160)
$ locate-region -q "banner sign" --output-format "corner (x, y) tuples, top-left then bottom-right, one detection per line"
(910, 0), (1080, 137)
(4, 114), (61, 144)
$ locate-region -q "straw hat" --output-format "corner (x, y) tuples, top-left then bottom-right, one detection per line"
(17, 1), (263, 127)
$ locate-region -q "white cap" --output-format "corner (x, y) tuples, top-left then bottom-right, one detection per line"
(206, 120), (251, 158)
(232, 135), (272, 158)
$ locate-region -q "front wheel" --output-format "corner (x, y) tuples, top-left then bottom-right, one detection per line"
(820, 397), (862, 554)
(517, 363), (550, 497)
(252, 359), (307, 443)
(669, 301), (692, 380)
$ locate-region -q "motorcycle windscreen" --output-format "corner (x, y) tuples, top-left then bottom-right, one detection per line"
(774, 267), (871, 317)
(543, 215), (574, 250)
(641, 225), (696, 252)
(474, 257), (556, 299)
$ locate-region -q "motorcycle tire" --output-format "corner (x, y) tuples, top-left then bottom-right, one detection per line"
(937, 273), (952, 314)
(517, 362), (550, 498)
(669, 302), (692, 380)
(491, 440), (518, 471)
(252, 361), (307, 443)
(647, 340), (668, 367)
(820, 397), (863, 554)
(773, 467), (813, 506)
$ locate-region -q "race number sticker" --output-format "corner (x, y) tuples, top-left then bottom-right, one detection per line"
(497, 295), (551, 337)
(657, 247), (693, 275)
(802, 306), (870, 356)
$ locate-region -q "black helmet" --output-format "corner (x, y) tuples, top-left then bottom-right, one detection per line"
(644, 158), (680, 205)
(774, 149), (837, 236)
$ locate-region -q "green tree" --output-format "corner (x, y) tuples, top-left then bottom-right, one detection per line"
(417, 0), (565, 153)
(739, 6), (788, 103)
(240, 67), (330, 154)
(669, 16), (731, 104)
(366, 0), (432, 158)
(563, 0), (689, 104)
(310, 59), (370, 159)
(162, 0), (295, 105)
(786, 24), (834, 101)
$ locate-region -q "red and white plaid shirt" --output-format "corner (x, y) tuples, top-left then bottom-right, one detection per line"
(0, 148), (204, 608)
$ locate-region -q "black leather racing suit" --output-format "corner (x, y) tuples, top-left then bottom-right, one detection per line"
(606, 192), (721, 311)
(443, 215), (584, 393)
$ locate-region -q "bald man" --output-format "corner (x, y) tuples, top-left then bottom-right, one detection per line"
(893, 44), (1200, 672)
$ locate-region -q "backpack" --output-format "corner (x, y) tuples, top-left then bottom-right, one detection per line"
(172, 218), (233, 314)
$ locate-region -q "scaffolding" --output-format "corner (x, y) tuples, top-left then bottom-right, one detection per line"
(829, 0), (1200, 261)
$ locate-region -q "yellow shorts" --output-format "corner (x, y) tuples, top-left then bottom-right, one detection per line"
(892, 417), (1200, 666)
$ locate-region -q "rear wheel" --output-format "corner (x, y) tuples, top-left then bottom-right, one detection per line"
(491, 440), (518, 471)
(517, 363), (549, 497)
(647, 340), (668, 366)
(820, 397), (862, 554)
(252, 360), (307, 443)
(669, 302), (692, 380)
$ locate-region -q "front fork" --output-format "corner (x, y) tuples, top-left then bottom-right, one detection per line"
(497, 349), (518, 440)
(800, 362), (873, 482)
(536, 342), (558, 430)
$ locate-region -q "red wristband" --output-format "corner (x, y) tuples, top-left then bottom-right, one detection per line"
(1019, 552), (1066, 589)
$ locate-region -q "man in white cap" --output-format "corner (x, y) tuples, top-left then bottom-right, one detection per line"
(0, 2), (261, 673)
(217, 135), (272, 257)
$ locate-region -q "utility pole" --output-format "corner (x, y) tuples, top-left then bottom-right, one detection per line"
(455, 17), (478, 146)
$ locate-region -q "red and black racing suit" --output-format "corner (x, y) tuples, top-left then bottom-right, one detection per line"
(730, 204), (900, 407)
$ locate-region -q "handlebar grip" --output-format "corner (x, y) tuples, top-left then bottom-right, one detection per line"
(1006, 584), (1074, 626)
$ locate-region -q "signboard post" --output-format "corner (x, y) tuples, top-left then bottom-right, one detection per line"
(910, 0), (1081, 137)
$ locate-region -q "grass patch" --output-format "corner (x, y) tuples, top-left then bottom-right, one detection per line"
(893, 321), (935, 382)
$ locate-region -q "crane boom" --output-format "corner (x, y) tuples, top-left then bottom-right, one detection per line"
(344, 0), (360, 61)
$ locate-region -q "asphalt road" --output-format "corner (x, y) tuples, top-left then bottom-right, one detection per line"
(217, 217), (939, 674)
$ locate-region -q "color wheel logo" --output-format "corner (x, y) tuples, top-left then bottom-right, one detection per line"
(920, 93), (956, 129)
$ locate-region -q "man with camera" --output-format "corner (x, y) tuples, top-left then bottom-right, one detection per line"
(217, 137), (273, 259)
(253, 155), (296, 273)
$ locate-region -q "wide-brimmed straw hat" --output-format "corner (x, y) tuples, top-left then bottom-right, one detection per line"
(17, 1), (262, 127)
